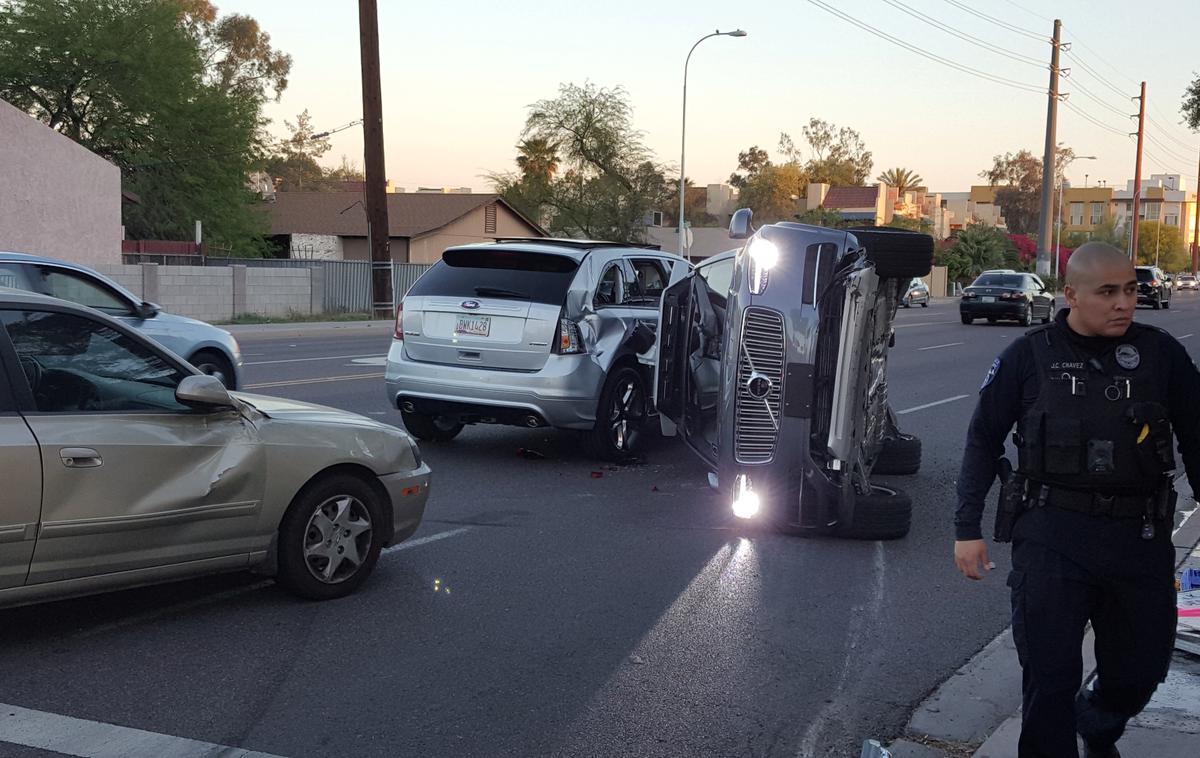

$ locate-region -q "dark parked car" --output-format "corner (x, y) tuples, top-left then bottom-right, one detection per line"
(959, 272), (1054, 326)
(1136, 266), (1172, 309)
(902, 277), (930, 307)
(656, 212), (934, 540)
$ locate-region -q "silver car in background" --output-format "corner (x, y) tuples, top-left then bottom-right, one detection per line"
(0, 252), (243, 388)
(385, 239), (687, 459)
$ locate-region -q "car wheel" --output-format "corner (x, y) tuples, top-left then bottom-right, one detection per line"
(1153, 295), (1162, 310)
(921, 299), (928, 308)
(400, 411), (464, 442)
(1019, 307), (1032, 327)
(276, 474), (384, 600)
(190, 349), (235, 389)
(1163, 297), (1171, 309)
(848, 228), (935, 279)
(872, 433), (922, 476)
(837, 484), (912, 540)
(586, 365), (646, 461)
(961, 314), (973, 325)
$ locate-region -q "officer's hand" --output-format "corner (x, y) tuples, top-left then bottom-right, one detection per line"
(954, 539), (992, 581)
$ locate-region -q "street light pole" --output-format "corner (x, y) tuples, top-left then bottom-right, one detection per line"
(679, 28), (746, 258)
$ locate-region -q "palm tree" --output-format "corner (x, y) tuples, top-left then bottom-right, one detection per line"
(516, 138), (560, 184)
(876, 167), (924, 196)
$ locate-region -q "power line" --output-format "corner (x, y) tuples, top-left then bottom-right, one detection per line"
(939, 0), (1048, 42)
(1061, 100), (1129, 138)
(806, 1), (1044, 94)
(880, 0), (1044, 67)
(1146, 116), (1199, 153)
(1144, 133), (1195, 165)
(1062, 51), (1133, 101)
(1067, 77), (1134, 121)
(1141, 147), (1188, 176)
(998, 0), (1052, 23)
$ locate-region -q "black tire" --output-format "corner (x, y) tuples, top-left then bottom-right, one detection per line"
(1163, 298), (1171, 310)
(837, 484), (912, 540)
(872, 433), (922, 476)
(1153, 295), (1163, 310)
(1019, 307), (1032, 327)
(961, 314), (973, 325)
(276, 473), (385, 600)
(189, 349), (235, 389)
(400, 410), (464, 442)
(848, 228), (935, 279)
(585, 365), (647, 461)
(921, 300), (928, 308)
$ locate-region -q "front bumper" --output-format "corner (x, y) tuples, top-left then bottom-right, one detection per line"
(960, 300), (1028, 319)
(379, 463), (432, 546)
(384, 341), (606, 430)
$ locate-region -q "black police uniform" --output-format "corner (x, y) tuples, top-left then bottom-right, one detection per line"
(956, 310), (1200, 757)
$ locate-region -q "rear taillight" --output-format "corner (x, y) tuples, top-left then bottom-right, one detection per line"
(393, 302), (404, 340)
(962, 292), (977, 299)
(556, 318), (585, 354)
(1000, 292), (1026, 301)
(1152, 280), (1161, 287)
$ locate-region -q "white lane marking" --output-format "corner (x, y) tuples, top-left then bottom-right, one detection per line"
(917, 342), (964, 351)
(349, 356), (388, 366)
(382, 527), (471, 555)
(896, 394), (970, 415)
(0, 702), (286, 758)
(244, 372), (384, 389)
(245, 353), (384, 366)
(72, 581), (273, 640)
(798, 541), (887, 756)
(893, 320), (954, 329)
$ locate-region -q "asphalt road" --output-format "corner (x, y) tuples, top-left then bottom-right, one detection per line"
(3, 297), (1200, 758)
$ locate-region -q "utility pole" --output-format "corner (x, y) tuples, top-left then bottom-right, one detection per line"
(1036, 19), (1063, 277)
(1130, 81), (1146, 262)
(1193, 146), (1200, 275)
(359, 0), (393, 319)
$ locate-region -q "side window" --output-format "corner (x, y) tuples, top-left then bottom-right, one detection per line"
(697, 258), (735, 298)
(0, 310), (190, 413)
(625, 258), (671, 307)
(0, 264), (31, 292)
(37, 268), (132, 316)
(594, 264), (625, 308)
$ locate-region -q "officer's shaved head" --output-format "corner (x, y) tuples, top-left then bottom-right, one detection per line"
(1065, 242), (1134, 289)
(1063, 242), (1136, 337)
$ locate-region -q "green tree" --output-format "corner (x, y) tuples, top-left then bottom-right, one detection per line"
(324, 155), (364, 183)
(877, 167), (924, 195)
(1183, 74), (1200, 130)
(888, 215), (934, 235)
(0, 0), (290, 254)
(1088, 214), (1130, 250)
(795, 207), (848, 228)
(263, 109), (331, 191)
(515, 137), (560, 184)
(728, 145), (771, 188)
(938, 223), (1012, 283)
(800, 118), (873, 185)
(980, 146), (1074, 235)
(739, 163), (807, 223)
(1136, 221), (1187, 270)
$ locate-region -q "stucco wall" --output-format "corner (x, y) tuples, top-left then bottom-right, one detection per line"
(0, 98), (121, 265)
(407, 204), (542, 264)
(290, 233), (342, 260)
(341, 236), (410, 262)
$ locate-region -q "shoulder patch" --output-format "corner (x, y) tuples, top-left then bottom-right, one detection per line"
(981, 357), (1001, 391)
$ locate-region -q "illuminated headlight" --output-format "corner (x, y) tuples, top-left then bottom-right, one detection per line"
(747, 237), (779, 295)
(732, 473), (760, 519)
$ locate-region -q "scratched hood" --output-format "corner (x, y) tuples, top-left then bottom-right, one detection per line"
(231, 392), (384, 428)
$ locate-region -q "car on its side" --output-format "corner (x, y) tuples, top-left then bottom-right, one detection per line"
(385, 239), (687, 460)
(1136, 265), (1172, 309)
(0, 289), (430, 609)
(656, 212), (934, 540)
(0, 252), (243, 388)
(902, 277), (930, 307)
(959, 272), (1055, 326)
(1176, 274), (1198, 291)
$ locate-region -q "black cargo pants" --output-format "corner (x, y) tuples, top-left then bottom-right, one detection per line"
(1008, 528), (1175, 757)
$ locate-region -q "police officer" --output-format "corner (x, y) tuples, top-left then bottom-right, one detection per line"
(954, 243), (1200, 758)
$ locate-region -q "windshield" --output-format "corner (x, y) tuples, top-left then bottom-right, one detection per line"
(406, 249), (579, 305)
(1136, 268), (1156, 281)
(971, 274), (1023, 288)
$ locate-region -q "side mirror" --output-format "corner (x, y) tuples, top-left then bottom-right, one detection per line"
(136, 301), (160, 319)
(729, 208), (754, 240)
(176, 374), (235, 408)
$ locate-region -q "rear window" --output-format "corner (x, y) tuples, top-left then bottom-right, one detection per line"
(1136, 268), (1155, 281)
(407, 249), (580, 305)
(972, 274), (1023, 288)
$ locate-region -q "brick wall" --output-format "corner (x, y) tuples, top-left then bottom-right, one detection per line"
(90, 264), (315, 322)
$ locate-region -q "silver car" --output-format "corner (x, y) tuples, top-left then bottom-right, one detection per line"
(385, 239), (687, 459)
(0, 252), (243, 388)
(0, 289), (431, 608)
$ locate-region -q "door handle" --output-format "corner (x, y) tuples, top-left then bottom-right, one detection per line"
(60, 448), (102, 468)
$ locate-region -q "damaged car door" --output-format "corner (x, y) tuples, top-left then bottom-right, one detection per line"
(655, 254), (735, 468)
(0, 308), (266, 585)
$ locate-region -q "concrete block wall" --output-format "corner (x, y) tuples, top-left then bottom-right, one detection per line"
(157, 266), (235, 323)
(95, 264), (144, 299)
(245, 267), (312, 317)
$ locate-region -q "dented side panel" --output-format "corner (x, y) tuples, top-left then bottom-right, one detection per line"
(24, 410), (266, 584)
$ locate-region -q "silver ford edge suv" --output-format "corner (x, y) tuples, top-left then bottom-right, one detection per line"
(385, 239), (688, 459)
(656, 210), (934, 539)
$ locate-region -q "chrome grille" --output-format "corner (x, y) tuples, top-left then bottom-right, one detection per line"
(735, 308), (786, 463)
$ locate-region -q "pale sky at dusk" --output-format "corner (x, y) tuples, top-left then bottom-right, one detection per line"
(230, 0), (1200, 193)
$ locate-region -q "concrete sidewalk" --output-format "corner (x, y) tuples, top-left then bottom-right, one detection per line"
(888, 479), (1200, 758)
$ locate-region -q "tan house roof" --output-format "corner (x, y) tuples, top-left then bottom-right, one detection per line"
(821, 186), (878, 209)
(262, 192), (545, 238)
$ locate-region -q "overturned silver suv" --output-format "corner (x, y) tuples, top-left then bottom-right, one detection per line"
(655, 210), (934, 539)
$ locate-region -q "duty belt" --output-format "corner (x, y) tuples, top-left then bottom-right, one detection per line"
(1034, 484), (1152, 518)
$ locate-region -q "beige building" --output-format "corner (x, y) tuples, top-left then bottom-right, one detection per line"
(0, 97), (122, 265)
(808, 183), (894, 225)
(1113, 175), (1198, 251)
(262, 192), (546, 264)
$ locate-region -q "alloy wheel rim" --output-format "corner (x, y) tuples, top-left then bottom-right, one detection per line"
(302, 495), (373, 584)
(608, 380), (643, 451)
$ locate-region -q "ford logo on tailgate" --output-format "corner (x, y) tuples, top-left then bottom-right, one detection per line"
(461, 300), (481, 310)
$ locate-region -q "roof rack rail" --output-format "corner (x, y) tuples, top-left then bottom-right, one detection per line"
(490, 237), (662, 251)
